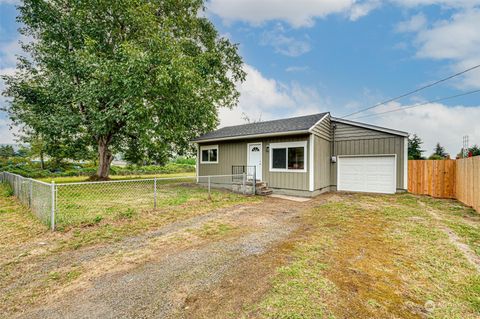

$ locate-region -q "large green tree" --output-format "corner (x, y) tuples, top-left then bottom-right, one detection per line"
(408, 134), (425, 160)
(3, 0), (245, 179)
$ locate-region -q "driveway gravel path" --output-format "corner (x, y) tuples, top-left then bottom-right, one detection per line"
(15, 196), (319, 319)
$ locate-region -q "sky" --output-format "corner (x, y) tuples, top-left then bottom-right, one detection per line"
(1, 1), (480, 156)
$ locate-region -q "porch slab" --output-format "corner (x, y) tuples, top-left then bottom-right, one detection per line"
(268, 194), (312, 202)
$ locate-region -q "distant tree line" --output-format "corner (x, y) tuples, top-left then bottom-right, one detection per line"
(408, 134), (479, 160)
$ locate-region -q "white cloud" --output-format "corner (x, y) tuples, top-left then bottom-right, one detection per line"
(363, 102), (480, 155)
(0, 36), (24, 145)
(260, 24), (311, 56)
(208, 0), (358, 28)
(0, 0), (20, 5)
(409, 8), (480, 88)
(0, 117), (18, 144)
(396, 13), (427, 32)
(349, 0), (381, 21)
(219, 64), (327, 127)
(390, 0), (479, 8)
(285, 66), (309, 72)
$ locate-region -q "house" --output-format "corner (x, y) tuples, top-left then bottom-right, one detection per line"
(192, 112), (408, 196)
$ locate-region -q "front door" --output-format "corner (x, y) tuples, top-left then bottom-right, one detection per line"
(247, 143), (262, 180)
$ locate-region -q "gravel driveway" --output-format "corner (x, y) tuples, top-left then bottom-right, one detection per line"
(15, 196), (318, 319)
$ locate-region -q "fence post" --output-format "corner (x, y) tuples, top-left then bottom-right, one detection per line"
(29, 179), (33, 208)
(242, 172), (246, 195)
(51, 181), (55, 231)
(153, 177), (157, 209)
(208, 176), (211, 199)
(253, 166), (256, 195)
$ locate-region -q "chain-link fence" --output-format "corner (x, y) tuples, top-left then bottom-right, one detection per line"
(1, 172), (54, 226)
(1, 171), (255, 231)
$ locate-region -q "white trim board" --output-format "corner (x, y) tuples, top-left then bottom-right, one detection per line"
(309, 135), (314, 191)
(403, 137), (408, 190)
(193, 130), (309, 144)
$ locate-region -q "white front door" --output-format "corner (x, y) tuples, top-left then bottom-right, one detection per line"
(247, 143), (262, 180)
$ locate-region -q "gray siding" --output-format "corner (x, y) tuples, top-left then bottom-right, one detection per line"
(310, 114), (331, 141)
(198, 135), (310, 191)
(334, 122), (393, 141)
(198, 141), (247, 176)
(197, 119), (406, 194)
(262, 136), (310, 191)
(331, 136), (406, 190)
(313, 135), (331, 191)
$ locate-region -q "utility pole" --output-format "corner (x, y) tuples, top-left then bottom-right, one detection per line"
(462, 135), (469, 158)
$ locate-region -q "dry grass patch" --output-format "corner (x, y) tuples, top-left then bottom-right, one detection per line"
(0, 182), (261, 317)
(251, 194), (480, 319)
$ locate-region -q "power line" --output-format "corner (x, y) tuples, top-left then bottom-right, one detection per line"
(341, 63), (480, 118)
(350, 89), (480, 120)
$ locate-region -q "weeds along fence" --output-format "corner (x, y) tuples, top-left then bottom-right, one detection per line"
(408, 158), (480, 213)
(1, 171), (254, 231)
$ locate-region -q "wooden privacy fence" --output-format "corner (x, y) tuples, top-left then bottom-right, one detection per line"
(408, 158), (480, 212)
(456, 157), (480, 213)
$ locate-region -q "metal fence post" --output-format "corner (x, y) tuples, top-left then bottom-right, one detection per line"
(153, 177), (157, 209)
(242, 172), (246, 195)
(51, 181), (55, 231)
(253, 166), (256, 195)
(208, 176), (211, 199)
(29, 179), (33, 208)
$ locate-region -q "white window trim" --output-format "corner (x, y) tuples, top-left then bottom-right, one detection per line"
(269, 141), (307, 173)
(403, 137), (408, 190)
(200, 145), (219, 164)
(309, 135), (314, 191)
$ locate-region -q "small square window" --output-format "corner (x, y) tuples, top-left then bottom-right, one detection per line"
(200, 145), (218, 163)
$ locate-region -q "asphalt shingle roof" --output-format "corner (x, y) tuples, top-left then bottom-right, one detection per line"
(193, 112), (328, 142)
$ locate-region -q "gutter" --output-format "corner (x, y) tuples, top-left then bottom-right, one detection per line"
(191, 129), (310, 144)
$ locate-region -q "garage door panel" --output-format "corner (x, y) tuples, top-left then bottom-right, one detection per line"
(338, 156), (395, 194)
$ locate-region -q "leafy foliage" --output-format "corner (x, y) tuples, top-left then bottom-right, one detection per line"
(0, 146), (16, 159)
(408, 134), (425, 160)
(469, 145), (480, 157)
(0, 158), (194, 179)
(429, 142), (448, 159)
(3, 0), (245, 179)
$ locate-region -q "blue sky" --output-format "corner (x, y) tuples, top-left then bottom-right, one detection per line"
(1, 0), (480, 155)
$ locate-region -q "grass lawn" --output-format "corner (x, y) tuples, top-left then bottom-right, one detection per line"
(0, 182), (261, 315)
(252, 193), (480, 319)
(36, 172), (195, 184)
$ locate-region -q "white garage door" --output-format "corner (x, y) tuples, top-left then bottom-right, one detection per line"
(338, 156), (396, 194)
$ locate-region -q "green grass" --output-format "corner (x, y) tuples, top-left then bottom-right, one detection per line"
(0, 181), (261, 316)
(37, 172), (195, 183)
(52, 178), (244, 230)
(252, 194), (480, 319)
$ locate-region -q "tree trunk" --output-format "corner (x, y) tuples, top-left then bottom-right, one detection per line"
(40, 150), (45, 170)
(96, 137), (113, 180)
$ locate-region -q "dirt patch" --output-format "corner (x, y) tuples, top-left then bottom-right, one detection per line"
(421, 202), (480, 272)
(11, 197), (312, 319)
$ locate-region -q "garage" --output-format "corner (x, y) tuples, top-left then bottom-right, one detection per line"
(337, 156), (396, 194)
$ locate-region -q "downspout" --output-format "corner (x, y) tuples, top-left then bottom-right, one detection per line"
(331, 123), (337, 191)
(331, 123), (337, 159)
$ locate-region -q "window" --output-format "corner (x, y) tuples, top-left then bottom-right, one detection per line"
(269, 141), (307, 172)
(200, 145), (218, 164)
